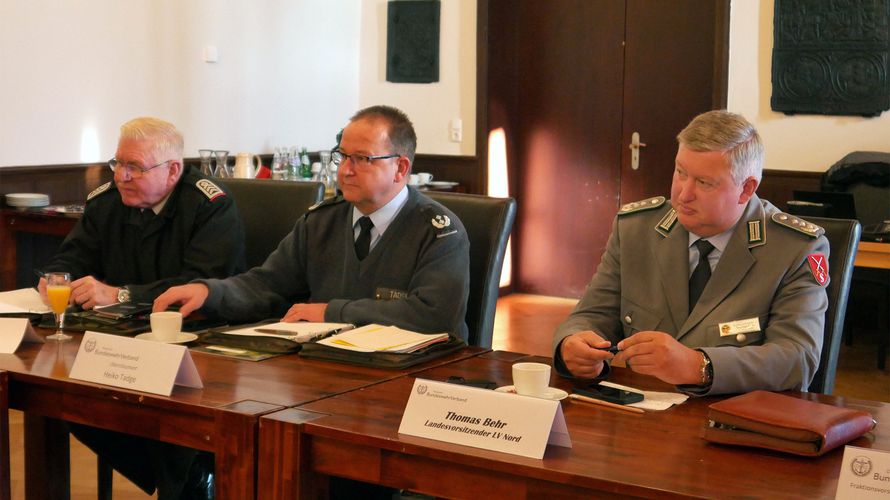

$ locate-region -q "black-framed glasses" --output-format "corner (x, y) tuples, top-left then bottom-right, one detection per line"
(108, 158), (172, 178)
(331, 149), (400, 168)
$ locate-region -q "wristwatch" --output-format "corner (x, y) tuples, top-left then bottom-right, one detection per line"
(698, 350), (713, 386)
(117, 286), (130, 303)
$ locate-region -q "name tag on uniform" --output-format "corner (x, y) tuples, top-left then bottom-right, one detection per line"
(718, 317), (761, 337)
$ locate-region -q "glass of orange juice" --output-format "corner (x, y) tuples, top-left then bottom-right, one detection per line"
(45, 272), (72, 341)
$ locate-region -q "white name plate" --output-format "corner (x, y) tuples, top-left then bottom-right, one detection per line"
(0, 317), (44, 353)
(69, 331), (203, 396)
(399, 378), (571, 459)
(836, 445), (890, 499)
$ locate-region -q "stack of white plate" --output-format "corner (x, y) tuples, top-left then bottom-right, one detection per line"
(5, 193), (50, 209)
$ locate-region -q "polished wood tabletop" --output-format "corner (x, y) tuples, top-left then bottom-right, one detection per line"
(856, 241), (890, 270)
(259, 351), (890, 499)
(0, 327), (486, 499)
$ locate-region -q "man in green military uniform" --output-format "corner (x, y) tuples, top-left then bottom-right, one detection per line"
(553, 110), (829, 395)
(39, 116), (245, 307)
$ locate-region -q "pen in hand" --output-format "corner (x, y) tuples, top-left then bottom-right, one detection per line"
(596, 346), (620, 354)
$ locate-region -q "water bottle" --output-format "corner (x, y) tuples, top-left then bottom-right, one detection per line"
(288, 147), (300, 181)
(318, 150), (336, 198)
(299, 147), (312, 180)
(270, 149), (286, 180)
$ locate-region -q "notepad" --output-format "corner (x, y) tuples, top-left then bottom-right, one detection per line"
(221, 321), (354, 343)
(317, 324), (449, 353)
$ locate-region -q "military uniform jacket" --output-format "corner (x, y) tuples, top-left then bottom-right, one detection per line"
(43, 166), (246, 303)
(553, 194), (829, 395)
(201, 187), (471, 340)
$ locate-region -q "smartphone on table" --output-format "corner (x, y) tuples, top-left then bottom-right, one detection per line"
(574, 384), (643, 405)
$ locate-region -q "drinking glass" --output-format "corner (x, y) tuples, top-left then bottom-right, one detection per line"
(198, 149), (215, 176)
(214, 150), (230, 178)
(45, 272), (72, 341)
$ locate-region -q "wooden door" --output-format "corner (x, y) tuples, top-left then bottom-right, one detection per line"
(619, 0), (729, 203)
(482, 1), (728, 297)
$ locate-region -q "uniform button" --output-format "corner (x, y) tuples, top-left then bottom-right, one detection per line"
(736, 333), (747, 343)
(780, 215), (788, 220)
(624, 315), (632, 324)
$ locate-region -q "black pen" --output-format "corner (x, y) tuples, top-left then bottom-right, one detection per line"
(596, 346), (620, 354)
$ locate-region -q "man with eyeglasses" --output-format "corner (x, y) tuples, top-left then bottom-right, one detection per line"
(156, 105), (470, 348)
(38, 116), (245, 309)
(38, 117), (242, 499)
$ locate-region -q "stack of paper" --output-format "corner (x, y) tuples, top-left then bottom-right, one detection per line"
(221, 322), (353, 343)
(317, 324), (449, 353)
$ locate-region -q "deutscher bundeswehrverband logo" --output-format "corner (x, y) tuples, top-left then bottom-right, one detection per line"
(431, 215), (451, 229)
(84, 339), (97, 353)
(851, 455), (872, 476)
(417, 384), (428, 395)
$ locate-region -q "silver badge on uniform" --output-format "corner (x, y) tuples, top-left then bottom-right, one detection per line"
(431, 215), (451, 229)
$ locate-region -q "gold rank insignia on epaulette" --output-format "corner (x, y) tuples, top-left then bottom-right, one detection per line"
(618, 196), (666, 216)
(195, 179), (225, 201)
(87, 182), (112, 201)
(771, 212), (824, 238)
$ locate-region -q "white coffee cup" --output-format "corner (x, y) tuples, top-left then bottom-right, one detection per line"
(150, 311), (182, 341)
(409, 174), (421, 185)
(415, 172), (434, 185)
(512, 362), (551, 397)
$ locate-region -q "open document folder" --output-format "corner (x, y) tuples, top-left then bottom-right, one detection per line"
(317, 324), (449, 353)
(221, 321), (354, 342)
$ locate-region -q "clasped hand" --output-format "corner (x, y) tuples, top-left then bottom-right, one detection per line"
(564, 330), (702, 385)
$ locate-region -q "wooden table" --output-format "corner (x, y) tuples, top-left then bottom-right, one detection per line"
(0, 328), (486, 499)
(856, 241), (890, 269)
(0, 209), (79, 290)
(259, 351), (890, 499)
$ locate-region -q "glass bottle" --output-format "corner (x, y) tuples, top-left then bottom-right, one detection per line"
(299, 147), (312, 180)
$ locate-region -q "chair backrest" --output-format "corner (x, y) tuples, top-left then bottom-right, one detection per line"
(804, 217), (861, 394)
(220, 179), (325, 269)
(426, 192), (517, 348)
(1, 370), (9, 500)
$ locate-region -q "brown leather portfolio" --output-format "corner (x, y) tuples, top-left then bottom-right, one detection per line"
(702, 390), (876, 456)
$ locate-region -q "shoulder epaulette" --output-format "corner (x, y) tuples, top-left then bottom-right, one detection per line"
(308, 196), (345, 212)
(87, 182), (112, 201)
(770, 212), (824, 238)
(618, 196), (666, 216)
(194, 179), (226, 201)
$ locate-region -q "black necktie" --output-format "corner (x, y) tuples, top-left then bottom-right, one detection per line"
(689, 239), (715, 312)
(354, 216), (374, 261)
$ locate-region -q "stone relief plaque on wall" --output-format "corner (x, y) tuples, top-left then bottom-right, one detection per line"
(771, 0), (889, 116)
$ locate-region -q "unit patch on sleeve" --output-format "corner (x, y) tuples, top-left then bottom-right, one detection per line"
(195, 179), (226, 201)
(807, 253), (828, 286)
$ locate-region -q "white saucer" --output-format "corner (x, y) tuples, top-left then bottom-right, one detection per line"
(426, 181), (459, 188)
(135, 332), (199, 344)
(495, 385), (568, 401)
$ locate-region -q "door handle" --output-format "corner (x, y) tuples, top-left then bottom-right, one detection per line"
(629, 132), (647, 170)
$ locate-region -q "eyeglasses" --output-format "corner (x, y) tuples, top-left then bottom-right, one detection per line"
(108, 158), (172, 178)
(331, 149), (400, 168)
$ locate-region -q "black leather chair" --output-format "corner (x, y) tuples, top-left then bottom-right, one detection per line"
(426, 192), (517, 348)
(1, 371), (9, 500)
(220, 179), (325, 268)
(805, 217), (861, 394)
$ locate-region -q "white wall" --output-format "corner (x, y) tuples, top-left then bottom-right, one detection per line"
(0, 0), (475, 168)
(358, 0), (476, 156)
(728, 0), (890, 172)
(0, 0), (362, 166)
